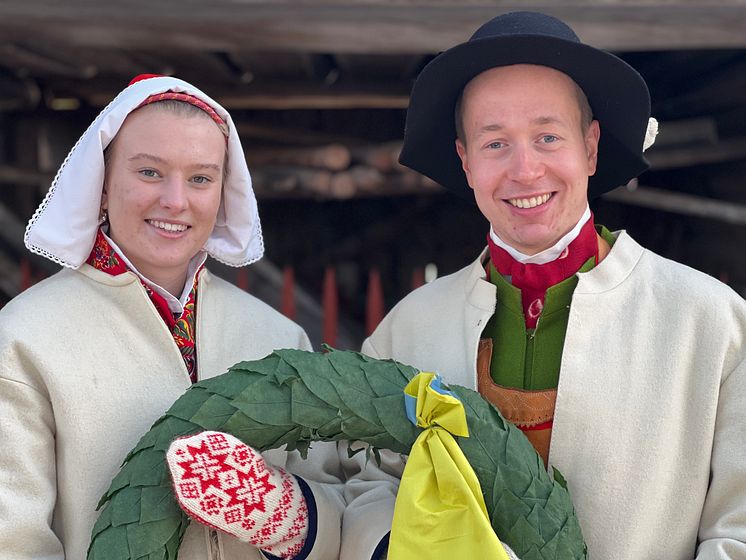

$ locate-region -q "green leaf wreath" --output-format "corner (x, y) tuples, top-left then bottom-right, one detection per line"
(87, 348), (586, 560)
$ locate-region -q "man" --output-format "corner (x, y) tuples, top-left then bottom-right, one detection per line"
(343, 11), (746, 560)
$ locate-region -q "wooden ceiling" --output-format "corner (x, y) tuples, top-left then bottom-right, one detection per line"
(1, 1), (745, 320)
(3, 1), (746, 54)
(2, 1), (746, 111)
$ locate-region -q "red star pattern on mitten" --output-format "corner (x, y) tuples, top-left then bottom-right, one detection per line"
(167, 431), (308, 559)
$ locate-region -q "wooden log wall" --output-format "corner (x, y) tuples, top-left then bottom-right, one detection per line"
(247, 141), (439, 199)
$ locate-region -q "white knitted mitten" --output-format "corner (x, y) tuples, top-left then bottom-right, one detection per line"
(167, 431), (308, 559)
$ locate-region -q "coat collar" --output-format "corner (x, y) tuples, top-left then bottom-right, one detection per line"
(462, 230), (643, 304)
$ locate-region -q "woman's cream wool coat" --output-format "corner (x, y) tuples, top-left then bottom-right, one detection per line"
(0, 266), (345, 560)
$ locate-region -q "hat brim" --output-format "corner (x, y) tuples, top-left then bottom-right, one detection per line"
(399, 35), (651, 199)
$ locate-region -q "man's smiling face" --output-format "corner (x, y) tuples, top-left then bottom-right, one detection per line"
(455, 64), (600, 255)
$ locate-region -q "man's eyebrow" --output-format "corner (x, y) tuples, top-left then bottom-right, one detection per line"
(476, 116), (566, 134)
(533, 116), (565, 126)
(477, 123), (504, 134)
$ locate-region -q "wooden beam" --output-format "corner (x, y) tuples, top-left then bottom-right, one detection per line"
(0, 43), (96, 78)
(246, 144), (351, 171)
(651, 118), (718, 149)
(647, 137), (746, 170)
(0, 165), (52, 187)
(2, 2), (746, 52)
(76, 83), (411, 110)
(603, 185), (746, 226)
(237, 122), (365, 146)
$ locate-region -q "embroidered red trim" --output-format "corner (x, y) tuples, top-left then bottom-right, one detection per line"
(86, 229), (200, 382)
(488, 216), (599, 328)
(518, 420), (554, 432)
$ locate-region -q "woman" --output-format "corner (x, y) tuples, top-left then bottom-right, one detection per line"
(0, 75), (343, 559)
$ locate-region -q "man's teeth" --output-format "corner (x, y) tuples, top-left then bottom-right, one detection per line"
(508, 193), (552, 208)
(148, 220), (188, 232)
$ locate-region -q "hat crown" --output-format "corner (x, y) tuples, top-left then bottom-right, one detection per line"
(470, 11), (580, 44)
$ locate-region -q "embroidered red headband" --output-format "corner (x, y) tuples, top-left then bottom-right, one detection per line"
(129, 74), (229, 137)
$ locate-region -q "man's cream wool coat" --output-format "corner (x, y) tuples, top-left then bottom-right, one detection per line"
(349, 231), (746, 560)
(0, 266), (345, 560)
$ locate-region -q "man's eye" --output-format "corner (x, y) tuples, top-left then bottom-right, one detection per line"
(487, 141), (504, 149)
(542, 135), (559, 143)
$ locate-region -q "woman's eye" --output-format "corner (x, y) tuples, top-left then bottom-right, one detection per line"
(139, 169), (159, 178)
(192, 175), (211, 185)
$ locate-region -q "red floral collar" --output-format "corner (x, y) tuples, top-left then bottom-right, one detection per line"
(87, 229), (200, 382)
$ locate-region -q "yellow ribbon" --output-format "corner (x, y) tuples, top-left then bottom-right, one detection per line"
(388, 372), (510, 559)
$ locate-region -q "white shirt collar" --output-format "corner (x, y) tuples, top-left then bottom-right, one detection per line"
(489, 205), (592, 265)
(103, 231), (207, 315)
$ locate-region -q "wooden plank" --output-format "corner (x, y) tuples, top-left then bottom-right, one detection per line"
(71, 82), (411, 109)
(647, 137), (746, 170)
(2, 3), (746, 52)
(603, 185), (746, 225)
(252, 167), (441, 199)
(246, 144), (351, 170)
(5, 41), (148, 80)
(0, 43), (95, 78)
(651, 118), (718, 148)
(0, 165), (52, 187)
(237, 122), (365, 146)
(659, 59), (746, 115)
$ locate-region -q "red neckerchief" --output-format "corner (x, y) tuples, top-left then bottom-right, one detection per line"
(86, 228), (200, 382)
(488, 217), (599, 328)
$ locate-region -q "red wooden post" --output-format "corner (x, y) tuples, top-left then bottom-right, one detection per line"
(411, 267), (425, 291)
(366, 268), (385, 336)
(281, 266), (296, 319)
(20, 258), (32, 292)
(236, 267), (249, 292)
(322, 266), (338, 347)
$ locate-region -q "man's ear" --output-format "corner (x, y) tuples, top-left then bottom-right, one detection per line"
(585, 120), (601, 176)
(455, 138), (473, 187)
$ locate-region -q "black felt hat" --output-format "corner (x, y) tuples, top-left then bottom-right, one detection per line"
(399, 11), (651, 199)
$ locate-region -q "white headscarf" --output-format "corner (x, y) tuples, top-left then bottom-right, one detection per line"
(24, 76), (264, 269)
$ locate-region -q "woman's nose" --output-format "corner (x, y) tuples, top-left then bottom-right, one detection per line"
(160, 176), (189, 211)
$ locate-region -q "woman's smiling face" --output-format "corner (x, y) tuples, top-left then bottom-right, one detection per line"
(102, 103), (225, 292)
(455, 64), (600, 255)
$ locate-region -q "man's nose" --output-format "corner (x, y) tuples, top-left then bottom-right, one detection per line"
(506, 144), (544, 184)
(160, 176), (189, 211)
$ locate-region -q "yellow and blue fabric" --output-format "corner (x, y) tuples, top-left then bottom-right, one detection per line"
(388, 372), (510, 559)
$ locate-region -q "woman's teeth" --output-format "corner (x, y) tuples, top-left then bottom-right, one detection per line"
(148, 220), (188, 232)
(508, 193), (552, 209)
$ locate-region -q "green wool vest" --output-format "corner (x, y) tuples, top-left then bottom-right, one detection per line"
(482, 226), (616, 390)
